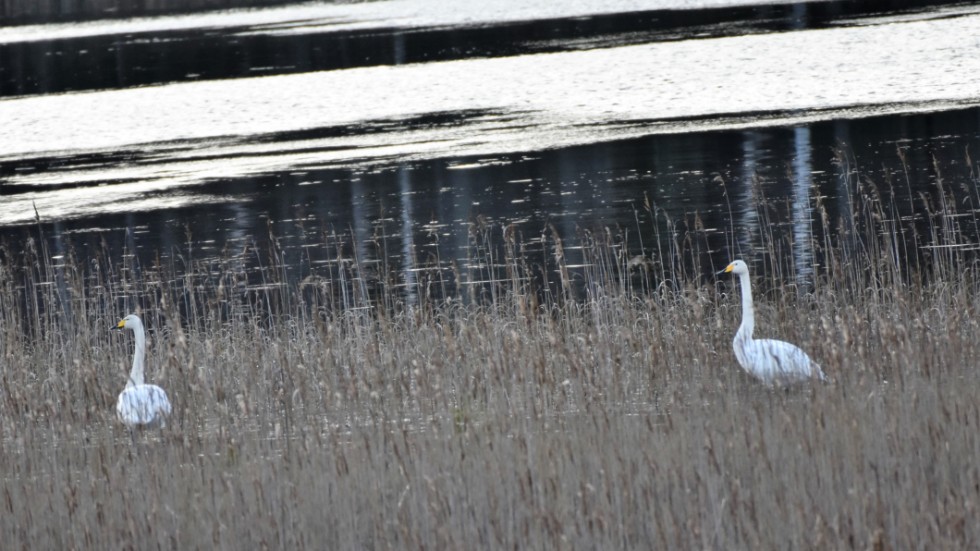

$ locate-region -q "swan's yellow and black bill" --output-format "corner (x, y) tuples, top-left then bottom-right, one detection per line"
(114, 319), (126, 329)
(720, 263), (736, 274)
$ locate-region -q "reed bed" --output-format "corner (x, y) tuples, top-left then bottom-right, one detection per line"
(0, 157), (978, 549)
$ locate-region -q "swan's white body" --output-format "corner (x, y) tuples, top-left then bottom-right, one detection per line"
(723, 260), (827, 385)
(115, 315), (172, 428)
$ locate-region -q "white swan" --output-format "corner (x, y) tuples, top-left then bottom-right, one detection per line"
(115, 314), (172, 428)
(722, 260), (827, 385)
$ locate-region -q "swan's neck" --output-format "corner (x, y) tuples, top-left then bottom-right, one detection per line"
(128, 324), (146, 388)
(736, 271), (755, 341)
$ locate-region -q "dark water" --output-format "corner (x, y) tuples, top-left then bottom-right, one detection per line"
(0, 0), (954, 98)
(2, 0), (980, 307)
(9, 107), (980, 299)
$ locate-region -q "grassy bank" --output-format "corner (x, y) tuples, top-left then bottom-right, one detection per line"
(0, 175), (979, 548)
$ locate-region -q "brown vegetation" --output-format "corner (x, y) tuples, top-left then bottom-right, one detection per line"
(0, 162), (978, 548)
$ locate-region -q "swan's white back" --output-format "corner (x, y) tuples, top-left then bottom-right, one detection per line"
(117, 384), (172, 427)
(735, 336), (824, 385)
(115, 314), (172, 428)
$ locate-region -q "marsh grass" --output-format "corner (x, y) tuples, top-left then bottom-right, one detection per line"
(0, 157), (979, 548)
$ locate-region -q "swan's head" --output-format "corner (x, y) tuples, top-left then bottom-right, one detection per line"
(115, 314), (143, 331)
(723, 260), (749, 276)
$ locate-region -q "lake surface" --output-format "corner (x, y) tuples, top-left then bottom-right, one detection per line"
(2, 0), (980, 303)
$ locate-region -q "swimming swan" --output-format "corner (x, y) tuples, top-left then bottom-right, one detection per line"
(115, 314), (172, 427)
(722, 260), (827, 385)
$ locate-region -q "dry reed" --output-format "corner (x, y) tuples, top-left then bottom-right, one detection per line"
(0, 152), (978, 549)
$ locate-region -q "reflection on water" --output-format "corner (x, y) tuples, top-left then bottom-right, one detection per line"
(790, 126), (814, 283)
(1, 0), (980, 309)
(2, 1), (978, 98)
(2, 0), (963, 97)
(4, 106), (980, 307)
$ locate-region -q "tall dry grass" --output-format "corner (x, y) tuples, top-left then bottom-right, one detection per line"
(0, 153), (978, 548)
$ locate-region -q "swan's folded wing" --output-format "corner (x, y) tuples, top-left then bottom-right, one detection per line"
(117, 385), (172, 427)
